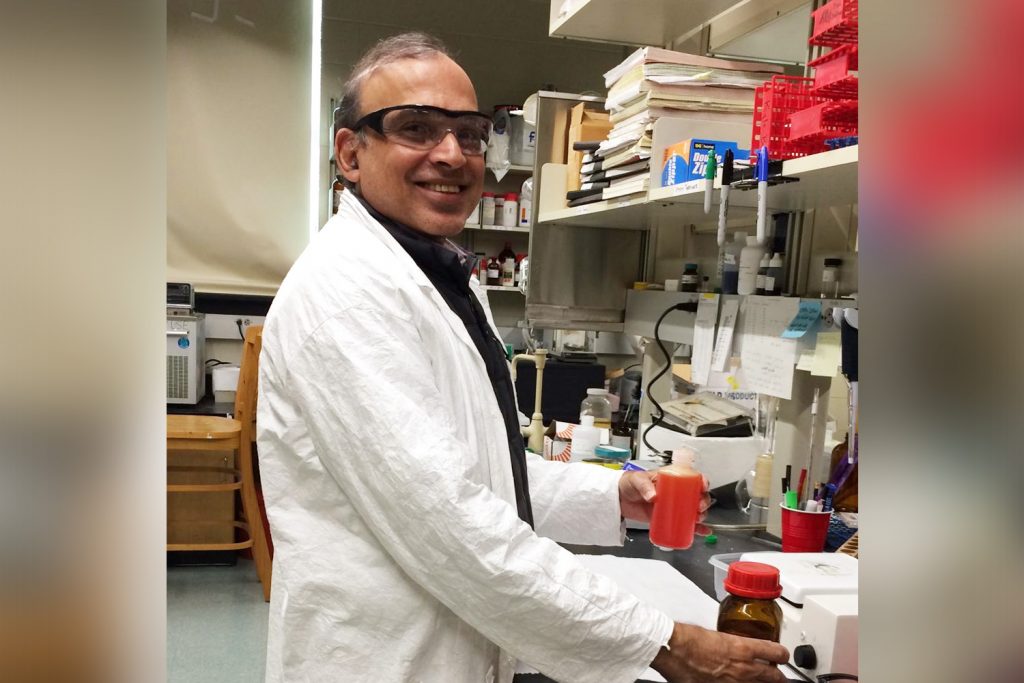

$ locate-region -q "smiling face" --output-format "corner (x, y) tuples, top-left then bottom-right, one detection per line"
(336, 55), (485, 239)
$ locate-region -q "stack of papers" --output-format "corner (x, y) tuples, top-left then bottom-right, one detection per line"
(658, 392), (754, 437)
(595, 47), (782, 202)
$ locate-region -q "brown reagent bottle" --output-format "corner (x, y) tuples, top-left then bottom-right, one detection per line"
(717, 561), (784, 642)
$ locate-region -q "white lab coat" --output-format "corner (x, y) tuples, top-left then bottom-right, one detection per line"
(257, 191), (673, 683)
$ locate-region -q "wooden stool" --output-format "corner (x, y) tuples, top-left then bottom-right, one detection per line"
(167, 326), (272, 601)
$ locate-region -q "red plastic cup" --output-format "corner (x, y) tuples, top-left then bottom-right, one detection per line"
(649, 464), (703, 550)
(779, 502), (832, 552)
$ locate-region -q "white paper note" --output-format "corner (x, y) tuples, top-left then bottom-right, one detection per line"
(740, 297), (799, 399)
(710, 298), (740, 372)
(811, 331), (842, 376)
(691, 294), (720, 386)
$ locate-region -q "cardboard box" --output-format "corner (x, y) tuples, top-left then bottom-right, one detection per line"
(567, 103), (613, 192)
(661, 138), (750, 187)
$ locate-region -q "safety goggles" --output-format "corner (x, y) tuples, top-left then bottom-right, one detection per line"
(352, 104), (492, 156)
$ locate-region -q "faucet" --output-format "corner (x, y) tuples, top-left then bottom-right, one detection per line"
(510, 348), (548, 455)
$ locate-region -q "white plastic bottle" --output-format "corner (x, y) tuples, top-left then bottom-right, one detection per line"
(766, 252), (784, 295)
(519, 177), (533, 227)
(571, 415), (600, 462)
(501, 192), (519, 227)
(755, 253), (770, 294)
(737, 235), (766, 295)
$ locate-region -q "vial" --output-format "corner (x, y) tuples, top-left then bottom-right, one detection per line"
(821, 258), (842, 298)
(717, 561), (783, 642)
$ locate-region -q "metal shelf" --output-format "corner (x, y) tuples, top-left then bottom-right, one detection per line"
(549, 0), (738, 47)
(464, 223), (532, 234)
(480, 285), (524, 294)
(539, 145), (857, 230)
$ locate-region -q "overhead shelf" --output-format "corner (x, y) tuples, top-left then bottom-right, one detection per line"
(538, 195), (651, 230)
(549, 0), (738, 46)
(481, 285), (524, 293)
(464, 223), (532, 234)
(540, 145), (857, 229)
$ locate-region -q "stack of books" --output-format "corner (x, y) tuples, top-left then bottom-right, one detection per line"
(591, 47), (782, 202)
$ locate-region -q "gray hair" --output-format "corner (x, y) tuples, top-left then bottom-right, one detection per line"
(334, 32), (453, 135)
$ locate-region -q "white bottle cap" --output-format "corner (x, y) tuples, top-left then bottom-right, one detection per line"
(580, 415), (595, 427)
(746, 235), (759, 246)
(770, 253), (783, 267)
(587, 388), (608, 396)
(670, 446), (697, 468)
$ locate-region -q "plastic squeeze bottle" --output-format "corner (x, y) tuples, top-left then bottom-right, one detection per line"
(649, 456), (703, 550)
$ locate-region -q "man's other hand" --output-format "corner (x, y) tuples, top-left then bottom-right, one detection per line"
(617, 470), (711, 532)
(651, 622), (790, 683)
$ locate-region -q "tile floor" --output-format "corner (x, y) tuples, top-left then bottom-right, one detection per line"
(167, 559), (269, 682)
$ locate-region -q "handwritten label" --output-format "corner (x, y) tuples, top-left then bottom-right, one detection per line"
(739, 297), (799, 400)
(782, 301), (822, 338)
(691, 294), (720, 386)
(710, 298), (740, 372)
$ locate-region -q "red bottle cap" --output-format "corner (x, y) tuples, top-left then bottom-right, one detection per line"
(482, 192), (495, 197)
(724, 561), (782, 599)
(504, 192), (518, 200)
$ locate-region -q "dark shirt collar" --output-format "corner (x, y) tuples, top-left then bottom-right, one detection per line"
(354, 192), (477, 282)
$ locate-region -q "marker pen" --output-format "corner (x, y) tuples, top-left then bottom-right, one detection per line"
(717, 149), (734, 248)
(755, 147), (769, 245)
(704, 148), (718, 214)
(821, 483), (837, 513)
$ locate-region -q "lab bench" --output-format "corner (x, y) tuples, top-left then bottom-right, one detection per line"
(514, 510), (784, 683)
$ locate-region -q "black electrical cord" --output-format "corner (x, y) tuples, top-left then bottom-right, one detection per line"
(641, 302), (698, 458)
(205, 359), (231, 367)
(235, 319), (246, 340)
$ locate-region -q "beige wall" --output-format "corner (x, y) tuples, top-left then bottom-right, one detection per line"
(167, 0), (313, 295)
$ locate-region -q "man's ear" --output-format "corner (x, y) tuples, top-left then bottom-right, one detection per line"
(336, 128), (361, 185)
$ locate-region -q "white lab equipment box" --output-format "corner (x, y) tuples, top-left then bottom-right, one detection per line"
(166, 313), (206, 404)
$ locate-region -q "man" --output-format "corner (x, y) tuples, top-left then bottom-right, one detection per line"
(258, 32), (788, 683)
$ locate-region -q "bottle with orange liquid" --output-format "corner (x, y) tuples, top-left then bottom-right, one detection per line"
(649, 454), (703, 550)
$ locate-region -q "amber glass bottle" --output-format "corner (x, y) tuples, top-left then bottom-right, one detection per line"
(717, 562), (783, 642)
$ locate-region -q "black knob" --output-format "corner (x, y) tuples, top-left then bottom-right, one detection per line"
(794, 644), (817, 669)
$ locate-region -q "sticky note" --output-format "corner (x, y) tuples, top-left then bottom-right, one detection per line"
(810, 331), (842, 377)
(782, 301), (822, 338)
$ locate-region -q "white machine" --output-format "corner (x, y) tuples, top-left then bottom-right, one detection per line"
(166, 283), (206, 405)
(167, 312), (206, 404)
(739, 552), (858, 680)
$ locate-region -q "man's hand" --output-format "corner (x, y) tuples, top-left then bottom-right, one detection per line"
(618, 470), (711, 532)
(651, 622), (790, 682)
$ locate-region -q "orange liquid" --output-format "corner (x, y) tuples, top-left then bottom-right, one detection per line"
(649, 466), (702, 550)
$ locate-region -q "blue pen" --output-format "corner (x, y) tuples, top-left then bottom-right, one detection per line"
(755, 146), (769, 245)
(821, 482), (837, 513)
(717, 149), (734, 249)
